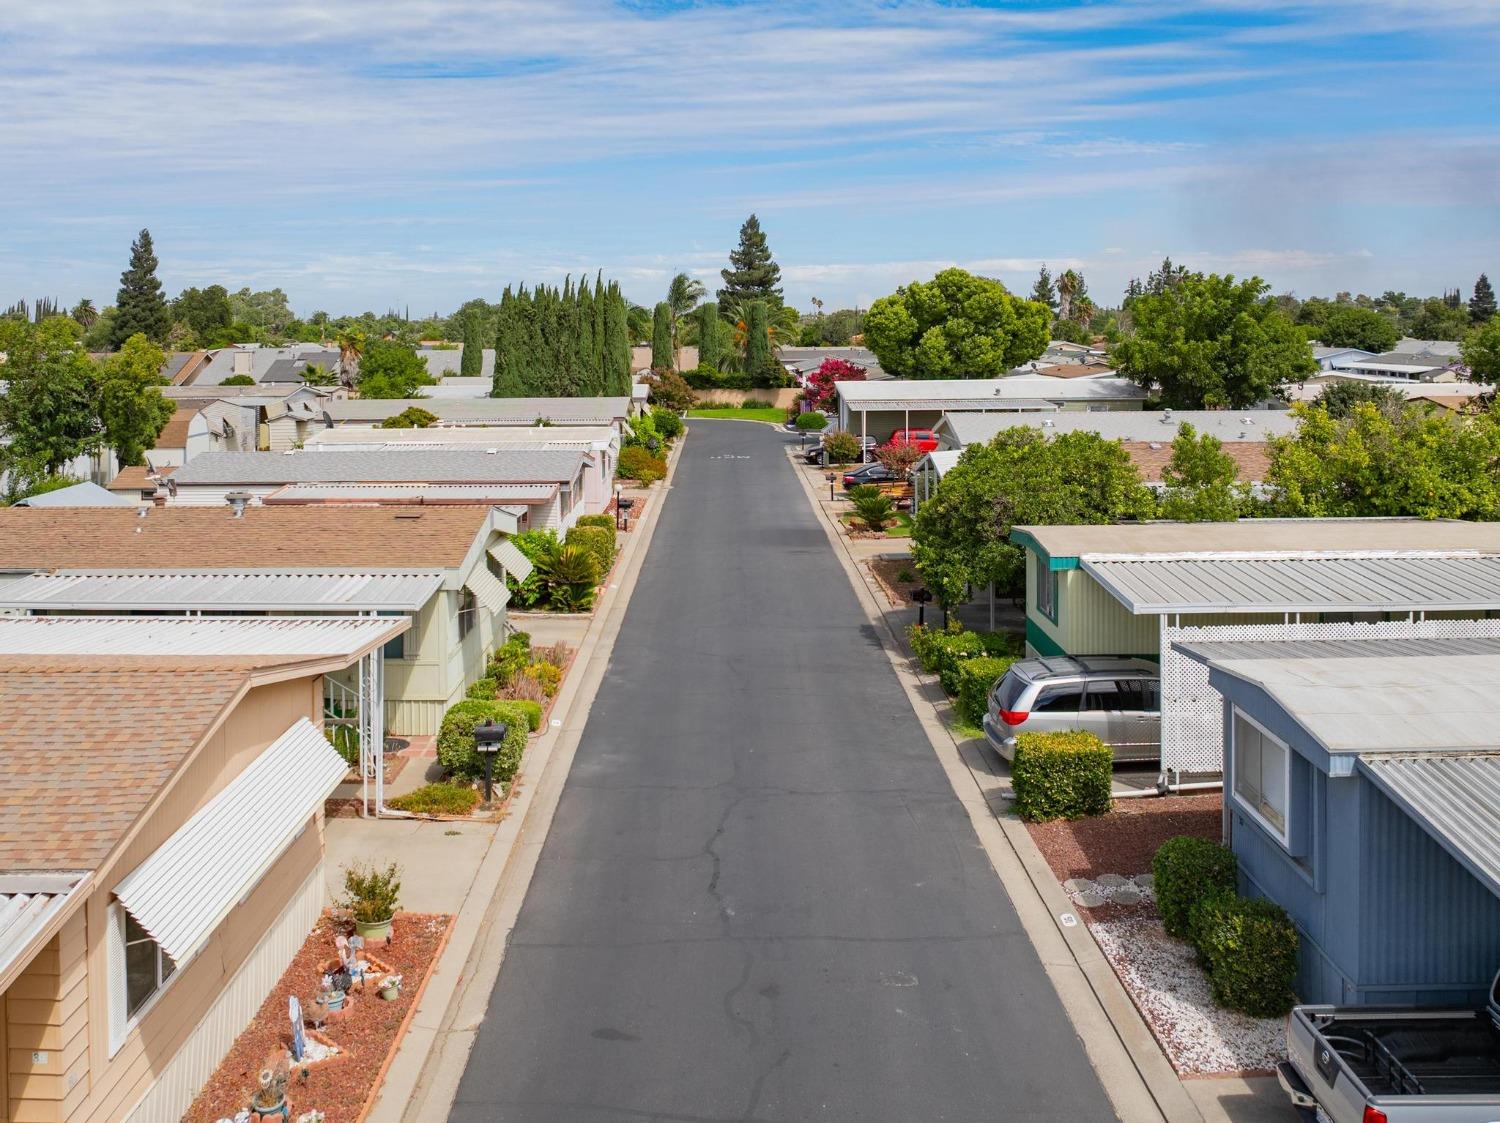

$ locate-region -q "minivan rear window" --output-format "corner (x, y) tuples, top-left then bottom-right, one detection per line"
(1034, 685), (1083, 713)
(993, 671), (1028, 712)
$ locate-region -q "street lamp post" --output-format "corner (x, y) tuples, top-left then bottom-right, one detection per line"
(473, 718), (510, 804)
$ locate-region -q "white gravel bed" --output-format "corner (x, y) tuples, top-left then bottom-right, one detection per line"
(1088, 910), (1287, 1075)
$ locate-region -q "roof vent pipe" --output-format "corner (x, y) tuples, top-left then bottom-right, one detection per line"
(226, 491), (253, 518)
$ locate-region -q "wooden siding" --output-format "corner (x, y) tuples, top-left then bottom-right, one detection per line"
(5, 910), (88, 1123)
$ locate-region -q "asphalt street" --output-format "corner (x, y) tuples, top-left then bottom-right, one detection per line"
(450, 419), (1116, 1122)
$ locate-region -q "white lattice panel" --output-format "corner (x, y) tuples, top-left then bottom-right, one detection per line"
(1160, 617), (1500, 778)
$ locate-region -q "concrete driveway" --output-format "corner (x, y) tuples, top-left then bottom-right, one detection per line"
(449, 419), (1116, 1121)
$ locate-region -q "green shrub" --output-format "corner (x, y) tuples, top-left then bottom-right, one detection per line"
(387, 783), (480, 816)
(527, 661), (562, 696)
(465, 676), (498, 700)
(956, 656), (1017, 727)
(323, 719), (359, 766)
(574, 513), (616, 533)
(339, 862), (401, 923)
(1193, 894), (1299, 1017)
(822, 429), (862, 464)
(1011, 730), (1113, 822)
(566, 524), (615, 577)
(1152, 835), (1238, 939)
(437, 699), (529, 780)
(619, 445), (667, 484)
(849, 485), (895, 532)
(741, 397), (774, 409)
(795, 411), (828, 431)
(488, 633), (532, 685)
(503, 698), (543, 731)
(652, 406), (684, 440)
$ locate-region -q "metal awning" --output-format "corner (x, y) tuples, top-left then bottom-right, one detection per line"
(488, 538), (534, 582)
(112, 718), (347, 963)
(464, 564), (510, 613)
(0, 571), (444, 612)
(0, 874), (87, 988)
(1360, 753), (1500, 898)
(1082, 552), (1500, 615)
(0, 615), (405, 656)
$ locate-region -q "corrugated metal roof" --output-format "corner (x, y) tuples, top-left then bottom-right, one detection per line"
(941, 409), (1298, 447)
(1359, 753), (1500, 898)
(263, 482), (557, 504)
(172, 448), (585, 486)
(464, 564), (510, 613)
(0, 571), (443, 612)
(1084, 553), (1500, 614)
(14, 482), (137, 508)
(322, 397), (629, 423)
(1015, 518), (1500, 558)
(846, 398), (1061, 412)
(0, 615), (406, 656)
(837, 376), (1148, 404)
(488, 539), (534, 582)
(304, 425), (615, 448)
(113, 718), (348, 962)
(0, 873), (86, 988)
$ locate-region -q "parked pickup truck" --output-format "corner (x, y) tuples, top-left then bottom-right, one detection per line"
(1278, 971), (1500, 1122)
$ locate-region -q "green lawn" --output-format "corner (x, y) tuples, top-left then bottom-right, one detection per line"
(686, 406), (786, 424)
(842, 511), (913, 538)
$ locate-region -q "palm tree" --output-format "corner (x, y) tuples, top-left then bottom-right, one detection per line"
(1057, 270), (1079, 324)
(665, 272), (706, 366)
(335, 327), (367, 390)
(70, 299), (98, 329)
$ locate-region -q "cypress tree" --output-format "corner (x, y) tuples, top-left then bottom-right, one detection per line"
(593, 269), (609, 392)
(460, 307), (484, 377)
(603, 283), (631, 396)
(651, 302), (674, 371)
(744, 300), (772, 382)
(109, 228), (170, 348)
(717, 214), (783, 312)
(1472, 274), (1497, 324)
(696, 302), (722, 371)
(492, 288), (527, 397)
(577, 277), (600, 395)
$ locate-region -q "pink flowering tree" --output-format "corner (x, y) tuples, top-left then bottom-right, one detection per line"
(804, 358), (867, 412)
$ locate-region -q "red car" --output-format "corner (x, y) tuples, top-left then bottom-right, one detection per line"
(887, 428), (939, 453)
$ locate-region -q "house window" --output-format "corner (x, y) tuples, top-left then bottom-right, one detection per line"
(379, 610), (405, 660)
(1035, 556), (1058, 623)
(1233, 709), (1290, 842)
(457, 588), (477, 641)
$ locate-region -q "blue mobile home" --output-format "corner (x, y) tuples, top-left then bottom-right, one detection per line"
(1180, 637), (1500, 1007)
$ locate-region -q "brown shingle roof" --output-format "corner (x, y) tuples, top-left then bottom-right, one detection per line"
(0, 660), (245, 871)
(107, 464), (174, 493)
(155, 404), (199, 448)
(0, 505), (491, 571)
(1124, 441), (1271, 484)
(1036, 362), (1113, 379)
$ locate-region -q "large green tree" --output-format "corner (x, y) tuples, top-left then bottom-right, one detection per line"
(460, 308), (484, 377)
(863, 267), (1050, 379)
(694, 302), (724, 371)
(1317, 305), (1399, 353)
(173, 285), (232, 343)
(1316, 380), (1404, 419)
(1111, 271), (1314, 408)
(1030, 266), (1058, 314)
(1156, 423), (1244, 521)
(1471, 274), (1497, 325)
(97, 333), (174, 465)
(741, 300), (776, 385)
(1267, 401), (1500, 519)
(1461, 314), (1500, 383)
(0, 318), (102, 482)
(911, 427), (1152, 606)
(1409, 297), (1471, 341)
(718, 214), (782, 311)
(357, 339), (435, 398)
(650, 302), (673, 371)
(108, 229), (170, 348)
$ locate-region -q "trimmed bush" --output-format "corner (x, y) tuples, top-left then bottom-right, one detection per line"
(387, 783), (480, 816)
(1152, 835), (1237, 939)
(1193, 894), (1299, 1017)
(574, 513), (618, 555)
(822, 429), (863, 464)
(652, 406), (684, 440)
(795, 411), (828, 431)
(1011, 730), (1113, 822)
(566, 524), (615, 578)
(465, 676), (498, 701)
(956, 656), (1017, 727)
(436, 699), (530, 781)
(503, 698), (543, 732)
(619, 445), (667, 484)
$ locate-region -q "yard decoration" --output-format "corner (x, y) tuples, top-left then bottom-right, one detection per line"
(340, 862), (401, 944)
(379, 974), (404, 1001)
(248, 1056), (290, 1120)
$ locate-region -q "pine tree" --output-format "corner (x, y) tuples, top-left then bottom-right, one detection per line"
(109, 229), (170, 349)
(650, 302), (674, 371)
(1030, 266), (1058, 313)
(718, 214), (783, 311)
(460, 307), (484, 377)
(696, 302), (722, 371)
(1471, 274), (1497, 325)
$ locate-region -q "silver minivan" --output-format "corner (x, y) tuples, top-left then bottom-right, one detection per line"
(984, 656), (1161, 763)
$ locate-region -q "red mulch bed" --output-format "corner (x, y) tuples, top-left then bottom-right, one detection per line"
(1027, 794), (1222, 881)
(606, 493), (648, 531)
(867, 556), (920, 607)
(183, 912), (452, 1123)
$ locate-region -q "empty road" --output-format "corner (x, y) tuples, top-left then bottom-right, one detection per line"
(450, 419), (1115, 1122)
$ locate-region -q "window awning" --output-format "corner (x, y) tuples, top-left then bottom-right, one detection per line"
(488, 538), (534, 582)
(1359, 752), (1500, 899)
(464, 564), (510, 614)
(112, 718), (347, 963)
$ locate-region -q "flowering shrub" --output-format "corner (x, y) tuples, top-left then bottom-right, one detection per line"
(804, 357), (867, 411)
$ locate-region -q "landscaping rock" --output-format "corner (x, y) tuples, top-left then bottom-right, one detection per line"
(1113, 886), (1143, 906)
(1133, 873), (1155, 890)
(1095, 873), (1131, 889)
(1076, 889), (1108, 909)
(1062, 878), (1096, 895)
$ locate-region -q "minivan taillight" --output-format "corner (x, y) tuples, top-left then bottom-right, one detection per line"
(999, 709), (1028, 726)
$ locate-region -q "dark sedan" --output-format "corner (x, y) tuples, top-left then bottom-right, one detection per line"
(842, 462), (897, 489)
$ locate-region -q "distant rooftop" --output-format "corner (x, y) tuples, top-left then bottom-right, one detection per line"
(940, 409), (1296, 447)
(1013, 518), (1500, 559)
(171, 447), (586, 486)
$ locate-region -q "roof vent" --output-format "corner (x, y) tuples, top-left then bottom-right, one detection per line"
(137, 506), (148, 519)
(1041, 419), (1055, 427)
(225, 491), (253, 518)
(485, 448), (500, 454)
(1149, 441), (1161, 450)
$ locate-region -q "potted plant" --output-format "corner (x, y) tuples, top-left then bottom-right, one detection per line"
(340, 862), (401, 943)
(378, 973), (403, 1001)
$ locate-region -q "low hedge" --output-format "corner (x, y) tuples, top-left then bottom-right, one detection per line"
(566, 524), (615, 578)
(465, 676), (498, 700)
(436, 699), (531, 781)
(504, 698), (543, 731)
(619, 445), (667, 483)
(1011, 730), (1113, 822)
(1192, 892), (1299, 1017)
(907, 625), (1024, 695)
(652, 406), (684, 440)
(574, 513), (618, 551)
(794, 411), (828, 431)
(1152, 835), (1238, 939)
(387, 782), (480, 816)
(955, 656), (1017, 727)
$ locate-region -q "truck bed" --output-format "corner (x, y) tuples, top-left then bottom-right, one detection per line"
(1315, 1013), (1500, 1096)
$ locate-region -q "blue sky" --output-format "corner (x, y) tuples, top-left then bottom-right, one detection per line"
(2, 0), (1498, 317)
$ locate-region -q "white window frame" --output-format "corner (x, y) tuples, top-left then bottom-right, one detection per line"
(457, 587), (477, 641)
(1035, 555), (1058, 623)
(1231, 707), (1292, 846)
(107, 902), (179, 1055)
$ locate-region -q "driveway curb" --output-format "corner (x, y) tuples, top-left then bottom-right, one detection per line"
(785, 446), (1202, 1123)
(371, 435), (686, 1123)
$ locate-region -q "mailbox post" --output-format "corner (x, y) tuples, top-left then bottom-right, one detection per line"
(909, 586), (933, 628)
(473, 719), (510, 804)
